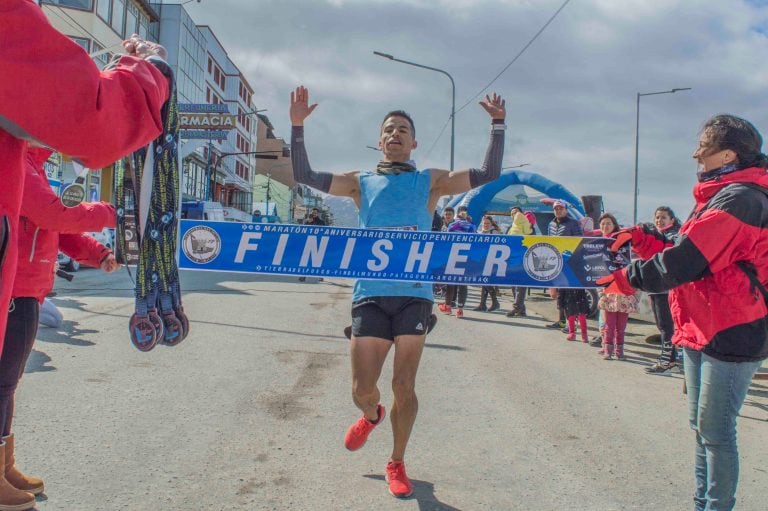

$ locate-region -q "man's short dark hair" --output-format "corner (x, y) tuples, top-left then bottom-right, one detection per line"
(382, 110), (415, 136)
(443, 206), (455, 214)
(312, 208), (319, 213)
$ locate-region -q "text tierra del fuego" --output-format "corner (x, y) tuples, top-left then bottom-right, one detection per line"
(178, 221), (619, 288)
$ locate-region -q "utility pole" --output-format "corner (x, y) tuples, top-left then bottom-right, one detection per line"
(264, 173), (271, 217)
(204, 136), (212, 202)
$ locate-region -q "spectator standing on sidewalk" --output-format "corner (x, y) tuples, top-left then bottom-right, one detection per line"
(439, 210), (477, 318)
(601, 114), (768, 511)
(506, 206), (533, 317)
(473, 215), (501, 312)
(595, 213), (637, 360)
(0, 147), (121, 504)
(621, 207), (681, 373)
(433, 207), (455, 300)
(0, 5), (170, 508)
(546, 201), (584, 331)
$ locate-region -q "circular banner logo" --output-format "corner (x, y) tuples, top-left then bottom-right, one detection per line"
(523, 242), (564, 282)
(61, 184), (85, 207)
(182, 225), (221, 264)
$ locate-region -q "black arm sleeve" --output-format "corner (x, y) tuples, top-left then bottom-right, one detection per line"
(626, 235), (711, 293)
(291, 126), (333, 193)
(468, 127), (505, 188)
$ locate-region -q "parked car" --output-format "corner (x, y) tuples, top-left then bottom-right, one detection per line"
(181, 201), (225, 221)
(57, 251), (80, 272)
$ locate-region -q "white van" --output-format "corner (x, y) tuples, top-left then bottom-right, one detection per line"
(181, 201), (225, 222)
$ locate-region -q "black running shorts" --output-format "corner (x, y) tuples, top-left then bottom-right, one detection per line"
(350, 296), (433, 341)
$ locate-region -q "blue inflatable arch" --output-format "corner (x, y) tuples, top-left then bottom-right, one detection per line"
(445, 170), (585, 231)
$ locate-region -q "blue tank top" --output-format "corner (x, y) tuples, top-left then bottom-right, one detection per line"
(352, 169), (434, 302)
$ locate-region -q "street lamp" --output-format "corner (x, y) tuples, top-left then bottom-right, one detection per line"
(373, 51), (456, 170)
(633, 87), (691, 224)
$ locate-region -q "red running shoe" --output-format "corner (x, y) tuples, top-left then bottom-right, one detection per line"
(385, 460), (413, 498)
(344, 404), (385, 451)
(455, 307), (464, 318)
(437, 304), (452, 315)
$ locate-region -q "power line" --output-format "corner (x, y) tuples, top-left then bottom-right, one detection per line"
(423, 115), (453, 163)
(422, 0), (573, 162)
(47, 5), (105, 49)
(455, 0), (572, 114)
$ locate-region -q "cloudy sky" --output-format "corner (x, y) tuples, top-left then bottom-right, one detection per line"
(182, 0), (768, 225)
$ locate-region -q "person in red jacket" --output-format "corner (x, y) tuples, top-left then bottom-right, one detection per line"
(602, 114), (768, 511)
(0, 148), (120, 506)
(0, 3), (169, 508)
(0, 0), (170, 366)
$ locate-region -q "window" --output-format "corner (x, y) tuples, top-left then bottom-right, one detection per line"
(138, 12), (149, 40)
(125, 3), (139, 37)
(95, 0), (110, 22)
(148, 17), (159, 41)
(91, 41), (111, 69)
(70, 36), (90, 52)
(208, 57), (212, 73)
(111, 0), (125, 36)
(43, 0), (93, 9)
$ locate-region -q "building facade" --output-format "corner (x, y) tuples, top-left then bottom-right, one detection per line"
(40, 1), (257, 221)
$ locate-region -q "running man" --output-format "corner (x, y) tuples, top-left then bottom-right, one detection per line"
(289, 85), (506, 498)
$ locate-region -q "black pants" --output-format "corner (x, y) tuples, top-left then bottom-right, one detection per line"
(446, 285), (468, 308)
(0, 297), (39, 437)
(650, 293), (676, 364)
(478, 286), (498, 307)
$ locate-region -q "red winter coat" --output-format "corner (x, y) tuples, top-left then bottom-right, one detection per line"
(626, 167), (768, 362)
(0, 0), (169, 349)
(14, 149), (115, 302)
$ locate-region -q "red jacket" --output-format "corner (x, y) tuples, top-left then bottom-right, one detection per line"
(626, 167), (768, 362)
(625, 223), (679, 261)
(0, 0), (169, 348)
(14, 149), (115, 301)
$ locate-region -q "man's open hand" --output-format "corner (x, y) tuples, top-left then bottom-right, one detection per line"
(479, 92), (506, 121)
(290, 86), (318, 126)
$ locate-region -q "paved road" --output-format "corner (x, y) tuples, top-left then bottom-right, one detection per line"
(16, 269), (768, 510)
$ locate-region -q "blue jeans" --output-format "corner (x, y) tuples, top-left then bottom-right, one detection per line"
(683, 348), (762, 511)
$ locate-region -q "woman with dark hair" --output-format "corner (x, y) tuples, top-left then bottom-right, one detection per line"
(616, 206), (682, 372)
(596, 213), (637, 359)
(603, 114), (768, 511)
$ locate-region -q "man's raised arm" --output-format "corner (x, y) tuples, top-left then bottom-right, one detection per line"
(290, 86), (359, 198)
(431, 93), (506, 196)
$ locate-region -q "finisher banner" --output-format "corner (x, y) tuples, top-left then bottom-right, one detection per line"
(178, 221), (624, 288)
